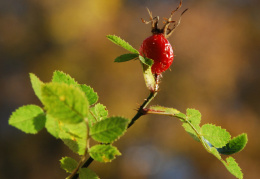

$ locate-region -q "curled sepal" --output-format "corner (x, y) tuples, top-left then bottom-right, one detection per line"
(217, 133), (248, 155)
(89, 144), (121, 163)
(142, 64), (156, 91)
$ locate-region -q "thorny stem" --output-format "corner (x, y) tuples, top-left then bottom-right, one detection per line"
(70, 77), (159, 179)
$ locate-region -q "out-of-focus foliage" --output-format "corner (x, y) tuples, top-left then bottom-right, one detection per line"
(1, 0), (260, 179)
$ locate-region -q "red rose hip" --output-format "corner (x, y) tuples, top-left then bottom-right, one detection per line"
(139, 0), (187, 75)
(139, 34), (174, 74)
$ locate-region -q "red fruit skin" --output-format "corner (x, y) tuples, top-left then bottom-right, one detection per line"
(139, 34), (174, 74)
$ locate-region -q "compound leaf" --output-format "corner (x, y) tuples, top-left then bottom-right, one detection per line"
(60, 157), (78, 173)
(41, 83), (89, 124)
(107, 35), (139, 54)
(79, 168), (99, 179)
(217, 133), (248, 155)
(9, 105), (46, 134)
(89, 144), (121, 163)
(90, 117), (129, 143)
(201, 124), (231, 148)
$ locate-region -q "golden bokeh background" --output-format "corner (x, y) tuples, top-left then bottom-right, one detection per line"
(1, 0), (259, 178)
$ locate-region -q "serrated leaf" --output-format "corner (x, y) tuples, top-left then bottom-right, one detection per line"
(89, 144), (121, 163)
(52, 71), (98, 106)
(139, 55), (153, 66)
(59, 121), (87, 155)
(41, 83), (89, 124)
(30, 73), (44, 101)
(52, 71), (78, 86)
(223, 157), (243, 179)
(186, 109), (201, 126)
(79, 84), (98, 105)
(107, 35), (139, 54)
(114, 53), (139, 63)
(60, 157), (78, 173)
(90, 117), (129, 143)
(182, 109), (202, 142)
(201, 124), (231, 148)
(182, 123), (200, 142)
(79, 168), (99, 179)
(45, 114), (87, 154)
(88, 103), (108, 126)
(9, 105), (46, 134)
(142, 64), (155, 91)
(217, 133), (248, 155)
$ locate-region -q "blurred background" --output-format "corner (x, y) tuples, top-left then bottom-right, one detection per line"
(1, 0), (259, 178)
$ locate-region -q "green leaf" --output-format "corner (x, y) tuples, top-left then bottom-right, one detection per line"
(9, 105), (46, 134)
(107, 35), (139, 54)
(114, 53), (139, 63)
(217, 133), (248, 155)
(46, 114), (87, 155)
(201, 124), (231, 148)
(210, 147), (221, 160)
(88, 103), (108, 125)
(89, 144), (121, 163)
(139, 55), (153, 66)
(79, 168), (99, 179)
(41, 83), (89, 124)
(60, 157), (78, 173)
(186, 109), (201, 126)
(175, 112), (186, 121)
(182, 109), (202, 142)
(59, 121), (87, 155)
(79, 84), (98, 105)
(52, 71), (78, 86)
(30, 73), (44, 101)
(45, 114), (60, 138)
(90, 117), (129, 143)
(223, 157), (243, 179)
(142, 64), (155, 91)
(52, 71), (99, 106)
(148, 105), (180, 116)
